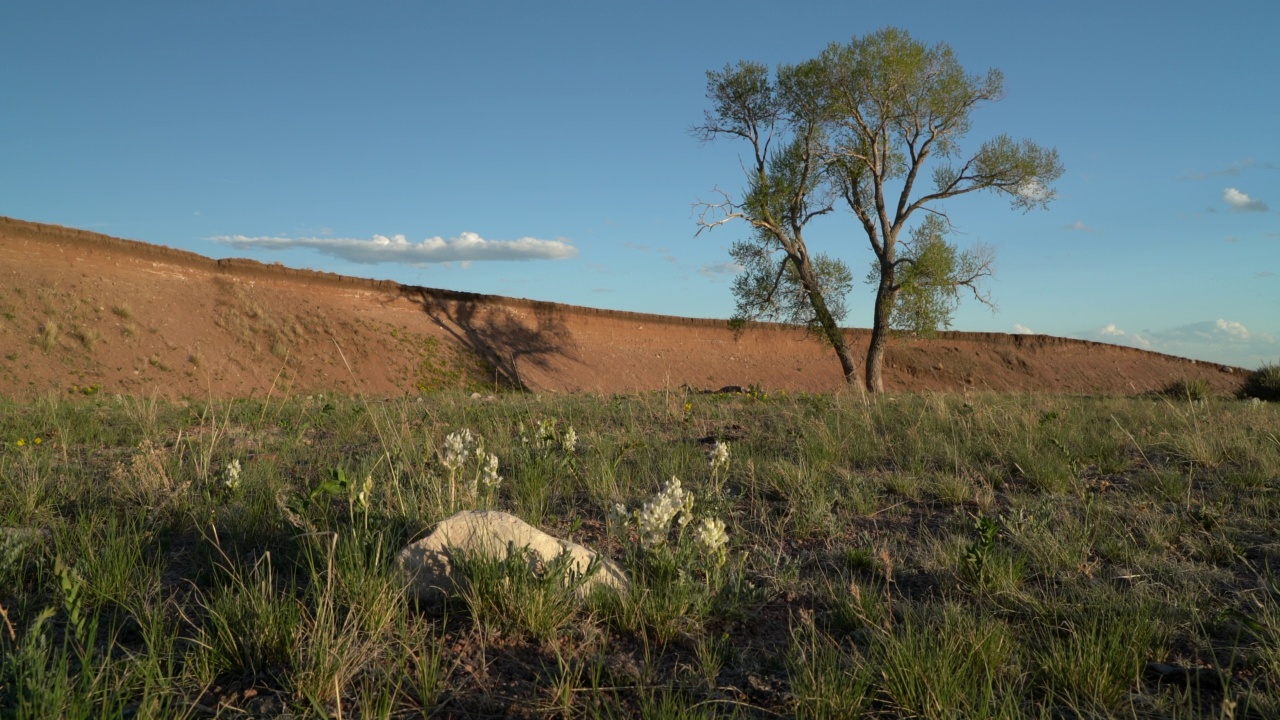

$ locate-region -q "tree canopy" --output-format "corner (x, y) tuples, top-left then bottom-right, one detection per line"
(696, 27), (1063, 392)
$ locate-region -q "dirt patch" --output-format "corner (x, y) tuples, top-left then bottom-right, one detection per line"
(0, 216), (1247, 399)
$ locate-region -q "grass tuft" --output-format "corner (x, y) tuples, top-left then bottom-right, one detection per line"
(1162, 376), (1212, 402)
(36, 320), (59, 351)
(1240, 360), (1280, 401)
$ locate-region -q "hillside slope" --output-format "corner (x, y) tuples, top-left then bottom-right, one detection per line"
(0, 217), (1246, 399)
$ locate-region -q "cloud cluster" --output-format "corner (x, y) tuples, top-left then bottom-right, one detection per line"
(1083, 323), (1153, 350)
(1063, 220), (1095, 233)
(210, 232), (577, 265)
(1074, 319), (1277, 367)
(699, 261), (744, 279)
(1223, 187), (1269, 212)
(1011, 323), (1035, 335)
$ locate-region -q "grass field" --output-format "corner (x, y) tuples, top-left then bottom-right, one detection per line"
(1, 388), (1278, 718)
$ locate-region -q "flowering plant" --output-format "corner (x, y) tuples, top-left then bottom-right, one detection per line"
(223, 458), (242, 491)
(437, 428), (502, 510)
(612, 476), (729, 569)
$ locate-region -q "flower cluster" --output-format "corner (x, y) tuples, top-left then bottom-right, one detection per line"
(438, 428), (502, 505)
(478, 452), (502, 496)
(520, 417), (578, 454)
(694, 517), (728, 564)
(223, 458), (242, 491)
(710, 441), (730, 474)
(613, 476), (731, 570)
(520, 418), (558, 450)
(441, 429), (476, 471)
(635, 477), (694, 548)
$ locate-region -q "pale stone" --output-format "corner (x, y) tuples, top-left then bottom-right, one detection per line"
(397, 510), (628, 603)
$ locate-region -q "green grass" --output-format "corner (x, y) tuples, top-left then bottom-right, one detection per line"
(1241, 361), (1280, 402)
(0, 389), (1278, 717)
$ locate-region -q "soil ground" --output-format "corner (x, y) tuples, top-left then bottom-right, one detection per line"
(0, 216), (1247, 399)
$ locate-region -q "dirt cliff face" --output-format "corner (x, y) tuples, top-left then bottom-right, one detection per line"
(0, 216), (1246, 399)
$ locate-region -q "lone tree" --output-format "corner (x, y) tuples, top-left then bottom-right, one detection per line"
(695, 27), (1063, 393)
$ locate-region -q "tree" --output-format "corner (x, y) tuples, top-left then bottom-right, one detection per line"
(880, 214), (995, 338)
(694, 59), (861, 383)
(695, 27), (1063, 393)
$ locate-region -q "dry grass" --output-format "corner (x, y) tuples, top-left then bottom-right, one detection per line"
(0, 391), (1276, 717)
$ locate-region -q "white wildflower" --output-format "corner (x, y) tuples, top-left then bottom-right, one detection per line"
(609, 502), (629, 537)
(223, 459), (242, 491)
(694, 517), (728, 555)
(710, 441), (730, 473)
(480, 451), (502, 493)
(636, 477), (693, 549)
(610, 502), (628, 524)
(441, 429), (475, 471)
(562, 426), (578, 453)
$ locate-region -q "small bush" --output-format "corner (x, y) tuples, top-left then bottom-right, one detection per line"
(37, 320), (59, 351)
(1240, 361), (1280, 402)
(73, 325), (101, 350)
(1163, 377), (1211, 402)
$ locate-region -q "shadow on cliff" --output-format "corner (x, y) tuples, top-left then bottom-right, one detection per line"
(397, 286), (574, 390)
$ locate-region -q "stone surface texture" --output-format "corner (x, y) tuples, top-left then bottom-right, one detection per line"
(397, 510), (628, 602)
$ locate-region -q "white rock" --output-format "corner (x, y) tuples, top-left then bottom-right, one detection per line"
(397, 510), (628, 603)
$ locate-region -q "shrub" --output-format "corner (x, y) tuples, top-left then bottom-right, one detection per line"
(1162, 377), (1211, 402)
(37, 320), (59, 351)
(1240, 361), (1280, 402)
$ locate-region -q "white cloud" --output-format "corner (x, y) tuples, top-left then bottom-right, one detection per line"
(1063, 220), (1095, 233)
(1074, 318), (1277, 368)
(1223, 187), (1269, 212)
(210, 232), (577, 265)
(1012, 323), (1035, 335)
(1148, 319), (1277, 366)
(1157, 319), (1253, 342)
(1214, 318), (1250, 339)
(699, 261), (744, 279)
(1076, 323), (1152, 349)
(1014, 179), (1052, 203)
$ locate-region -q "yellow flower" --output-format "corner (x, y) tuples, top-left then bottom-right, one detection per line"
(15, 438), (25, 447)
(33, 437), (42, 445)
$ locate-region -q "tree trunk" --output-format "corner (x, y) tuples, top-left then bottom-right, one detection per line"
(795, 256), (860, 386)
(830, 328), (859, 385)
(865, 265), (897, 394)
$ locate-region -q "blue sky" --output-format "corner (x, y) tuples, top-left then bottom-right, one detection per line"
(3, 1), (1277, 368)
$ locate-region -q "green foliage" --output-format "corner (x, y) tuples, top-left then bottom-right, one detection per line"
(873, 605), (1020, 720)
(1241, 360), (1280, 401)
(194, 553), (301, 677)
(729, 240), (853, 337)
(699, 27), (1063, 390)
(962, 514), (999, 577)
(1162, 376), (1212, 402)
(787, 621), (872, 718)
(1031, 597), (1167, 712)
(882, 214), (995, 336)
(0, 391), (1278, 715)
(451, 545), (597, 644)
